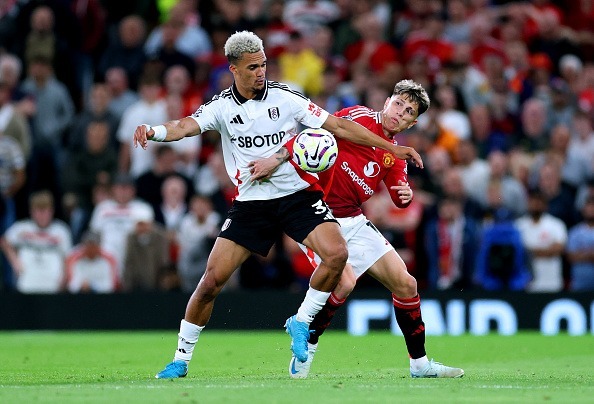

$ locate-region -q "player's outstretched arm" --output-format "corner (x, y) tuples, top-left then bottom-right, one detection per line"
(322, 115), (424, 168)
(133, 117), (201, 150)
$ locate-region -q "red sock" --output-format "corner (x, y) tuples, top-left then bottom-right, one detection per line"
(393, 294), (426, 359)
(308, 293), (345, 344)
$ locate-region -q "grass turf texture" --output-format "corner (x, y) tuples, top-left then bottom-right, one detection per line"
(0, 331), (592, 403)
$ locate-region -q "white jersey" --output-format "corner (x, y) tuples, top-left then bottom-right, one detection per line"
(4, 219), (72, 293)
(117, 98), (168, 178)
(515, 213), (567, 292)
(89, 198), (152, 275)
(190, 80), (328, 201)
(66, 248), (118, 293)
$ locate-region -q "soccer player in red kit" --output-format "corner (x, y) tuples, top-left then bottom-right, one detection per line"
(253, 79), (464, 379)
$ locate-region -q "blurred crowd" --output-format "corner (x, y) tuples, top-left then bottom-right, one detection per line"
(0, 0), (593, 295)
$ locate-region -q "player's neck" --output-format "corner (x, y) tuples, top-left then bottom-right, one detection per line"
(235, 82), (261, 100)
(383, 127), (396, 140)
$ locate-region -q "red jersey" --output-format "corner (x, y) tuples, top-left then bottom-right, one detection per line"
(319, 105), (409, 218)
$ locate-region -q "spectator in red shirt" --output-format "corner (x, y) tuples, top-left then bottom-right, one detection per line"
(345, 12), (401, 90)
(402, 12), (454, 80)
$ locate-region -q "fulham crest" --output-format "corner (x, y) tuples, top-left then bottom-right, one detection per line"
(268, 107), (280, 121)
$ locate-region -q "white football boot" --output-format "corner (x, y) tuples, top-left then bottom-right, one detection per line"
(410, 359), (464, 378)
(289, 343), (318, 379)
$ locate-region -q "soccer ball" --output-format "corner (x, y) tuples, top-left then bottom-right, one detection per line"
(292, 128), (338, 173)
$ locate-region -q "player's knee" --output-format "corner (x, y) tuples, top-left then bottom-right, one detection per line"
(196, 271), (223, 301)
(325, 242), (348, 272)
(333, 269), (356, 298)
(402, 273), (418, 297)
(343, 271), (357, 294)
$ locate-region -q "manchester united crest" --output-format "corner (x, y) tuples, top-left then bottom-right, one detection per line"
(382, 153), (395, 168)
(268, 107), (280, 121)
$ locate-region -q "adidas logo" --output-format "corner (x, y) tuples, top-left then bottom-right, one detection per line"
(230, 114), (244, 124)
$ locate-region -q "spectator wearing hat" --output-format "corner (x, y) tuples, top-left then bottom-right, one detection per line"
(64, 230), (118, 293)
(88, 174), (152, 277)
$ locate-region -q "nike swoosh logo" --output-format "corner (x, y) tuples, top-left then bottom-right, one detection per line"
(311, 143), (320, 160)
(290, 358), (299, 375)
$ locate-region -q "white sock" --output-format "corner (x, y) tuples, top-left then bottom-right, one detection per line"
(410, 355), (429, 371)
(296, 287), (330, 324)
(173, 319), (204, 363)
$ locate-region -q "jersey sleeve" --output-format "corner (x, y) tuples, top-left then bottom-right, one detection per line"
(89, 203), (103, 232)
(287, 89), (329, 129)
(334, 105), (377, 129)
(58, 223), (73, 255)
(190, 96), (222, 134)
(383, 161), (411, 208)
(3, 223), (21, 246)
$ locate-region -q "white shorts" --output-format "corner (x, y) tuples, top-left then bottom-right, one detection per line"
(299, 214), (394, 278)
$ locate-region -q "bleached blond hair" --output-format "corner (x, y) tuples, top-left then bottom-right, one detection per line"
(224, 31), (264, 64)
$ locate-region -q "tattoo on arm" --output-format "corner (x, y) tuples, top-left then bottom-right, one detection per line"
(275, 146), (291, 164)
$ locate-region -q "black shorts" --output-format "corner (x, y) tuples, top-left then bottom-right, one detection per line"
(219, 189), (337, 256)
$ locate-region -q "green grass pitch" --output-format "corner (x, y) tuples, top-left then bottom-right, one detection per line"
(0, 331), (592, 403)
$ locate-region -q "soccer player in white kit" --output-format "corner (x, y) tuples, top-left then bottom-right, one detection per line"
(132, 31), (424, 379)
(256, 80), (464, 379)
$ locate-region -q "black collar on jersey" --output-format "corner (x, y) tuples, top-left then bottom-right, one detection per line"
(231, 80), (268, 105)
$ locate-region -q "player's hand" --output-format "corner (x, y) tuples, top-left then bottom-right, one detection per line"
(391, 180), (413, 204)
(390, 145), (423, 169)
(248, 155), (282, 182)
(133, 124), (153, 150)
